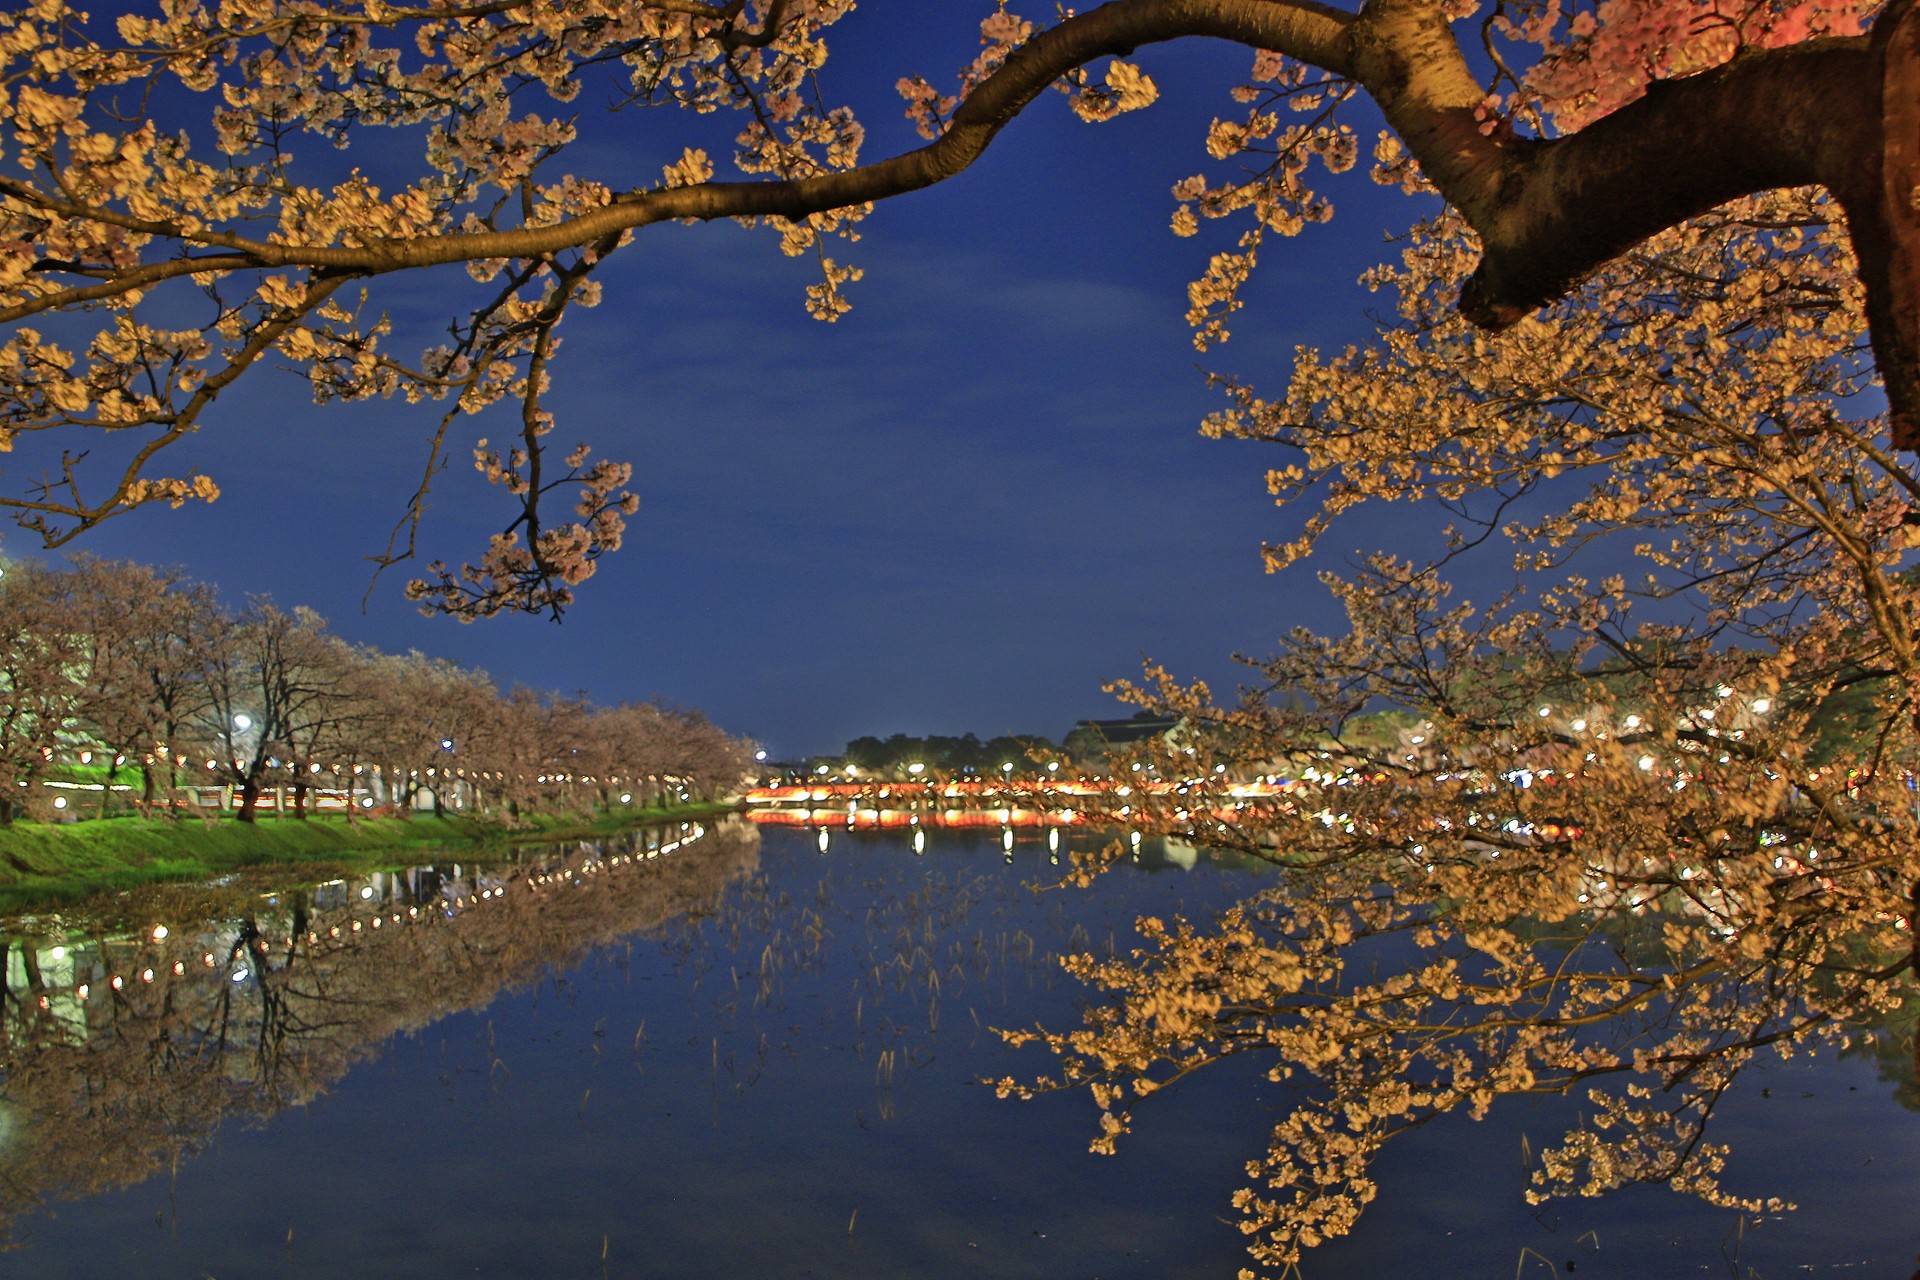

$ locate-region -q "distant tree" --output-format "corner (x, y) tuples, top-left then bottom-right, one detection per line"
(198, 603), (354, 822)
(353, 650), (498, 816)
(0, 565), (84, 824)
(44, 556), (212, 815)
(843, 736), (889, 771)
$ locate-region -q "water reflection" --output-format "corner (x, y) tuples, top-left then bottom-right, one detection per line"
(0, 825), (1911, 1278)
(0, 819), (757, 1245)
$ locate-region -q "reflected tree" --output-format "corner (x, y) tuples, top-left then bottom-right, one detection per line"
(0, 820), (760, 1242)
(999, 193), (1920, 1270)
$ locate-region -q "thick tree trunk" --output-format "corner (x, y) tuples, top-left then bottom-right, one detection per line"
(1860, 0), (1920, 448)
(99, 760), (118, 819)
(236, 777), (260, 823)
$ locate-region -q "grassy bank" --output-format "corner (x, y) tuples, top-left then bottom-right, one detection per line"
(0, 803), (738, 911)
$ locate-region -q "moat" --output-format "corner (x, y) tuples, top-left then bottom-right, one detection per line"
(0, 818), (1911, 1278)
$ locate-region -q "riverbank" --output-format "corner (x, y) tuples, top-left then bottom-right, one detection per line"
(0, 804), (739, 910)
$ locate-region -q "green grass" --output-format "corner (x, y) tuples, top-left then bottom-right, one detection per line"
(0, 802), (737, 911)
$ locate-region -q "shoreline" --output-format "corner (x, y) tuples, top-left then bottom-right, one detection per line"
(0, 803), (742, 911)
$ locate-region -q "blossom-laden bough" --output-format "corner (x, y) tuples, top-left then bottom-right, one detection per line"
(990, 175), (1920, 1270)
(0, 0), (1911, 614)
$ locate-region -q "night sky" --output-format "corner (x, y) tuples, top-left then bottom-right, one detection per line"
(46, 6), (1474, 758)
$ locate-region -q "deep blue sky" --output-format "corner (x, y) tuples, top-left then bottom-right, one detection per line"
(51, 5), (1470, 757)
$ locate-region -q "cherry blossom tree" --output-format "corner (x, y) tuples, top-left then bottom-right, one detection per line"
(350, 648), (499, 814)
(196, 601), (358, 821)
(987, 170), (1920, 1268)
(0, 0), (1906, 614)
(48, 555), (218, 814)
(0, 562), (85, 823)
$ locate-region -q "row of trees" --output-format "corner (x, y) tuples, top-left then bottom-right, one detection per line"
(0, 556), (754, 824)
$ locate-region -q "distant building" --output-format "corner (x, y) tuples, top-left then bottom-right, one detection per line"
(1063, 714), (1185, 761)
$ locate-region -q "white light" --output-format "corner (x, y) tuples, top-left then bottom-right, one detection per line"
(233, 714), (252, 731)
(907, 763), (925, 775)
(360, 886), (374, 899)
(1569, 719), (1586, 732)
(620, 793), (632, 804)
(1537, 706), (1551, 718)
(51, 797), (65, 809)
(1001, 762), (1014, 773)
(1751, 698), (1772, 714)
(1638, 756), (1656, 771)
(1047, 761), (1059, 773)
(1624, 714), (1642, 729)
(754, 750), (767, 762)
(151, 925), (168, 942)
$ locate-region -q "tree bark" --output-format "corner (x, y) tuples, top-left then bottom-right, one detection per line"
(1861, 0), (1920, 448)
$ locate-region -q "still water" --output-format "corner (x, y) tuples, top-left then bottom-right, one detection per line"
(0, 819), (1912, 1278)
